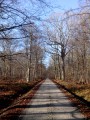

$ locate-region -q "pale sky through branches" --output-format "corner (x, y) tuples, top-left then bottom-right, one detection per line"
(42, 0), (80, 67)
(19, 0), (79, 19)
(50, 0), (79, 10)
(14, 0), (80, 67)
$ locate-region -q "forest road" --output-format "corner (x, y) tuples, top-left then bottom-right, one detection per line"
(19, 79), (86, 120)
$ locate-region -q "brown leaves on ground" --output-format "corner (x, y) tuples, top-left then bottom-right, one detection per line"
(53, 80), (90, 119)
(0, 79), (43, 120)
(54, 80), (90, 102)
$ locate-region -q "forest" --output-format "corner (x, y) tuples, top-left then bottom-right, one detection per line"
(46, 2), (90, 84)
(0, 0), (90, 84)
(0, 0), (47, 82)
(0, 0), (90, 119)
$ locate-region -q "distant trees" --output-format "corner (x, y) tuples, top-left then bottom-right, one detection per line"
(1, 0), (90, 84)
(44, 14), (71, 80)
(0, 0), (47, 81)
(0, 32), (18, 80)
(20, 23), (46, 81)
(0, 22), (46, 81)
(46, 2), (90, 83)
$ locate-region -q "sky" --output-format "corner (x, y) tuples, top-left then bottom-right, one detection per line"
(14, 0), (80, 67)
(45, 0), (80, 18)
(50, 0), (79, 10)
(42, 0), (80, 67)
(18, 0), (80, 19)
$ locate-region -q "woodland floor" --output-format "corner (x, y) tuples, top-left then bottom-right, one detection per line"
(0, 79), (43, 120)
(0, 79), (89, 120)
(53, 80), (90, 119)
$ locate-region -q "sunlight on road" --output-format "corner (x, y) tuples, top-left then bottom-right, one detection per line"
(19, 79), (85, 120)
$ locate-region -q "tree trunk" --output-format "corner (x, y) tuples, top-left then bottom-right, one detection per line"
(62, 57), (65, 80)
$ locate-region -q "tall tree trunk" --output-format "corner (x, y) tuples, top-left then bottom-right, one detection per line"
(62, 57), (65, 80)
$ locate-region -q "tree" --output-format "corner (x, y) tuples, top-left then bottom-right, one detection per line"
(20, 23), (45, 81)
(0, 0), (48, 81)
(44, 5), (90, 83)
(44, 13), (72, 80)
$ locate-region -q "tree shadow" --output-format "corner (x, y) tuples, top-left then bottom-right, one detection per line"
(1, 79), (87, 120)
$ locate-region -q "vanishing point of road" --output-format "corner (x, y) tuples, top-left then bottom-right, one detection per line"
(19, 79), (86, 120)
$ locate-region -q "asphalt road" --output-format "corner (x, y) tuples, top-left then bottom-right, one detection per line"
(19, 79), (86, 120)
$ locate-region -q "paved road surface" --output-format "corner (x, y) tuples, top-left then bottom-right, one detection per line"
(19, 79), (85, 120)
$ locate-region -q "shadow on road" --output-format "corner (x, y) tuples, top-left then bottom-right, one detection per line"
(1, 79), (86, 120)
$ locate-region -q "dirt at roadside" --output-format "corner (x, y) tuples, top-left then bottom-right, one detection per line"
(0, 80), (44, 120)
(53, 80), (90, 119)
